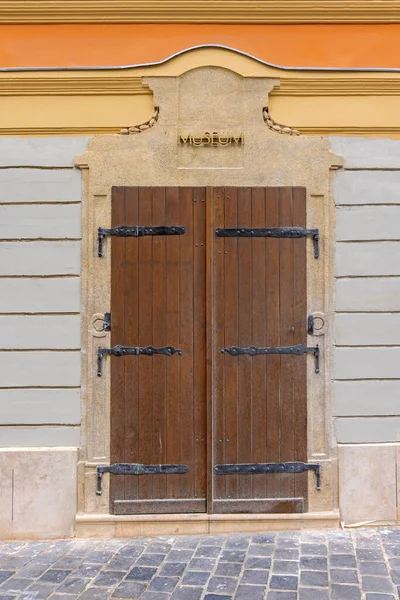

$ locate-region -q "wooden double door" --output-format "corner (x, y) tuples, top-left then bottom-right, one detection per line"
(109, 186), (309, 515)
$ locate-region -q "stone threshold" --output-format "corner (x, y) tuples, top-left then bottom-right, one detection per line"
(75, 511), (341, 538)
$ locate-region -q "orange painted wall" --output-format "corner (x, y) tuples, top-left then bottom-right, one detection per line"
(1, 24), (400, 69)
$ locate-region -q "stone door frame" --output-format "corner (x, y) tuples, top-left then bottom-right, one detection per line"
(74, 66), (342, 536)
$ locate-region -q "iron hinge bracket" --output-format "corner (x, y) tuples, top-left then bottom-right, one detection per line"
(97, 344), (182, 376)
(215, 461), (321, 491)
(221, 344), (320, 373)
(96, 463), (189, 495)
(98, 225), (186, 257)
(215, 227), (320, 258)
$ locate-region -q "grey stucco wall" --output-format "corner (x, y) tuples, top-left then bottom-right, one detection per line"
(330, 137), (400, 443)
(0, 138), (88, 446)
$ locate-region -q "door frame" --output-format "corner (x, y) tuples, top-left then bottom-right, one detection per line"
(74, 69), (342, 535)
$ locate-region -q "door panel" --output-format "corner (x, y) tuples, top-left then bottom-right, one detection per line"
(212, 187), (308, 513)
(110, 187), (207, 514)
(109, 186), (309, 515)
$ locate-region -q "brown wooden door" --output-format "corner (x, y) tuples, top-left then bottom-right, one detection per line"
(212, 187), (308, 513)
(110, 187), (207, 514)
(109, 186), (308, 515)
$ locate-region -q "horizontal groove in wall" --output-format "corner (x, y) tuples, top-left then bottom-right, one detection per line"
(0, 312), (80, 316)
(2, 1), (400, 24)
(0, 274), (80, 279)
(0, 386), (81, 390)
(342, 168), (400, 172)
(335, 378), (400, 382)
(0, 238), (82, 242)
(336, 203), (400, 207)
(0, 348), (81, 352)
(335, 275), (400, 280)
(273, 78), (400, 96)
(336, 345), (400, 348)
(336, 239), (400, 243)
(0, 165), (74, 170)
(0, 202), (82, 206)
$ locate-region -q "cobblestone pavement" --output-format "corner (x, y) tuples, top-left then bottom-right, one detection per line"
(1, 529), (400, 600)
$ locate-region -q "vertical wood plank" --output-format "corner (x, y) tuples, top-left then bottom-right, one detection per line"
(193, 187), (207, 502)
(213, 186), (226, 503)
(237, 187), (253, 499)
(292, 187), (308, 506)
(178, 187), (195, 498)
(265, 187), (281, 499)
(223, 187), (239, 501)
(137, 187), (154, 500)
(165, 186), (181, 500)
(279, 187), (295, 500)
(250, 187), (267, 499)
(151, 187), (167, 499)
(123, 187), (139, 502)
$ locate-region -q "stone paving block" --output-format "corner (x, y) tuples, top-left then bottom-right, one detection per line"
(126, 566), (157, 581)
(0, 558), (30, 569)
(181, 571), (210, 585)
(57, 577), (89, 594)
(84, 553), (114, 564)
(219, 551), (246, 563)
(331, 584), (362, 600)
(299, 588), (329, 600)
(267, 593), (297, 600)
(365, 595), (396, 600)
(225, 536), (249, 550)
(269, 575), (298, 590)
(329, 554), (357, 568)
(356, 549), (384, 561)
(147, 543), (174, 554)
(54, 557), (83, 569)
(136, 554), (165, 567)
(73, 565), (103, 578)
(274, 549), (299, 560)
(361, 575), (395, 592)
(171, 586), (203, 600)
(252, 534), (276, 544)
(104, 557), (136, 571)
(39, 570), (71, 584)
(299, 570), (328, 587)
(174, 538), (200, 550)
(187, 558), (215, 571)
(234, 584), (265, 600)
(204, 595), (232, 600)
(215, 563), (242, 576)
(199, 536), (225, 547)
(248, 545), (273, 557)
(301, 543), (327, 555)
(49, 595), (78, 600)
(390, 569), (400, 584)
(329, 542), (355, 554)
(148, 576), (179, 592)
(330, 569), (359, 584)
(0, 578), (33, 593)
(25, 583), (58, 599)
(158, 563), (186, 577)
(207, 576), (237, 594)
(0, 595), (19, 600)
(116, 547), (144, 559)
(165, 551), (193, 563)
(91, 571), (125, 587)
(276, 539), (299, 549)
(272, 560), (299, 574)
(18, 564), (48, 578)
(359, 560), (388, 575)
(140, 593), (170, 600)
(0, 574), (14, 586)
(194, 547), (221, 558)
(300, 556), (327, 571)
(112, 581), (146, 598)
(244, 556), (271, 570)
(383, 545), (400, 556)
(240, 569), (269, 585)
(389, 557), (400, 569)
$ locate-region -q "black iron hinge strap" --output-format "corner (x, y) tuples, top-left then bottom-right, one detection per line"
(98, 225), (186, 257)
(222, 344), (320, 373)
(96, 463), (188, 495)
(97, 344), (182, 376)
(215, 461), (321, 491)
(215, 227), (320, 259)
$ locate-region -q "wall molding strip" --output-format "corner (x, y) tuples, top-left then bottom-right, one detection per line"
(2, 1), (400, 24)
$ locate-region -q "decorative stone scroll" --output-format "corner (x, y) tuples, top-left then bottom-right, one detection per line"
(119, 106), (159, 135)
(263, 107), (301, 136)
